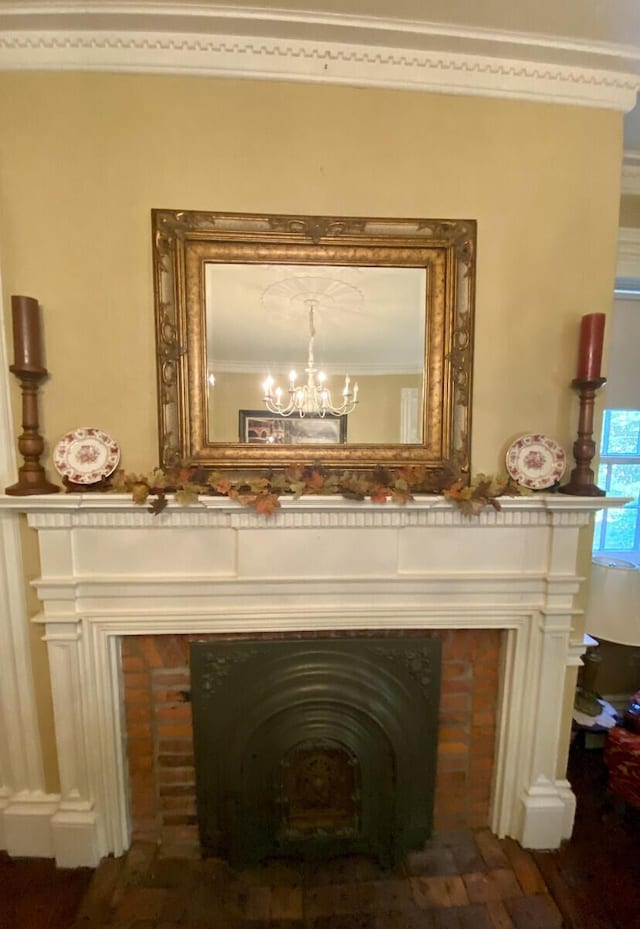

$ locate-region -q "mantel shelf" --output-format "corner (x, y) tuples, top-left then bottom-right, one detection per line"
(0, 491), (627, 514)
(0, 491), (627, 531)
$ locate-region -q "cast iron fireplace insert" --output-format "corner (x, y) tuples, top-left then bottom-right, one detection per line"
(190, 636), (441, 867)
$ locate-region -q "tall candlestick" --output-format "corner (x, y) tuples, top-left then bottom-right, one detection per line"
(576, 313), (605, 381)
(559, 377), (606, 496)
(5, 370), (59, 495)
(6, 294), (58, 495)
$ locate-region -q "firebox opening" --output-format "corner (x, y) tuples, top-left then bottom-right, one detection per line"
(189, 637), (442, 868)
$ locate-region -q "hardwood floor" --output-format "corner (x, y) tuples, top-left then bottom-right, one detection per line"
(533, 735), (640, 929)
(0, 738), (638, 928)
(0, 853), (92, 929)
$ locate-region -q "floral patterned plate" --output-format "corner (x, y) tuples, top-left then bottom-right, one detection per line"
(505, 434), (567, 490)
(53, 427), (120, 485)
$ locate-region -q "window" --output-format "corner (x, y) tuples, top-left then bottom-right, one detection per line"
(592, 409), (640, 561)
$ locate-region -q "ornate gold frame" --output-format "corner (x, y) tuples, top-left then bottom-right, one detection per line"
(153, 209), (475, 475)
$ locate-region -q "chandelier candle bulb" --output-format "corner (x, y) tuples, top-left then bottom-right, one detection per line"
(576, 313), (606, 380)
(11, 294), (45, 372)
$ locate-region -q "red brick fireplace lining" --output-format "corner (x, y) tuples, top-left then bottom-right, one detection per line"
(122, 629), (502, 852)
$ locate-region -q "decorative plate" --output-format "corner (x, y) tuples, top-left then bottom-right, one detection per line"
(505, 434), (567, 490)
(53, 427), (120, 485)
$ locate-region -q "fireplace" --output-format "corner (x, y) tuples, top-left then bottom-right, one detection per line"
(122, 628), (501, 862)
(0, 492), (612, 867)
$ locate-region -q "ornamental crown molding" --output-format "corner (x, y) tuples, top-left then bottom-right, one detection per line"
(0, 2), (639, 111)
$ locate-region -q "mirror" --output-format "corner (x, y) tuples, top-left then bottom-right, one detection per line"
(205, 262), (427, 445)
(153, 210), (475, 475)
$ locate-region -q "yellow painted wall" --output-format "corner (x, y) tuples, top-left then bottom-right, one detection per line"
(0, 73), (624, 790)
(0, 74), (623, 474)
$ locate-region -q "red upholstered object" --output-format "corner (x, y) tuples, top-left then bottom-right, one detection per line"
(605, 726), (640, 806)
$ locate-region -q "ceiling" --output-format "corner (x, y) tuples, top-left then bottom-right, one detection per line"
(1, 2), (639, 152)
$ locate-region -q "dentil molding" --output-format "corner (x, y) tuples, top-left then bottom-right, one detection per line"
(0, 2), (639, 111)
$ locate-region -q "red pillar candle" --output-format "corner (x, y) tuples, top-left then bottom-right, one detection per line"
(11, 294), (44, 371)
(576, 312), (605, 380)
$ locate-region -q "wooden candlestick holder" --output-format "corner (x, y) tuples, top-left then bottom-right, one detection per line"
(559, 376), (606, 497)
(5, 365), (59, 495)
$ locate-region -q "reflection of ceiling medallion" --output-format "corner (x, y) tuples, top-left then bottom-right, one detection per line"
(263, 298), (358, 418)
(262, 275), (363, 321)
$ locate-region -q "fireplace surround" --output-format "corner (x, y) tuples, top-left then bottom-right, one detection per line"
(0, 492), (617, 867)
(121, 628), (500, 861)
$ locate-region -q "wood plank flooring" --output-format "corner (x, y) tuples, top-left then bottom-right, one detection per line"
(1, 738), (639, 928)
(0, 853), (92, 929)
(533, 734), (640, 929)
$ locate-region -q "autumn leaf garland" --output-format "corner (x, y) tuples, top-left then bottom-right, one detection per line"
(109, 466), (526, 517)
(442, 474), (527, 516)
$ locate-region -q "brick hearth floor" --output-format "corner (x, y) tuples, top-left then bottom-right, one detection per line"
(70, 828), (564, 929)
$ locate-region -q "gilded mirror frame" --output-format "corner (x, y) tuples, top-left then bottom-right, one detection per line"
(152, 209), (475, 475)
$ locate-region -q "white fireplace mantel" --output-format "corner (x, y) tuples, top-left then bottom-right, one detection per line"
(0, 492), (621, 866)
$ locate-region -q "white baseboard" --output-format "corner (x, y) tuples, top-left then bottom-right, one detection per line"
(51, 809), (101, 868)
(518, 780), (575, 850)
(0, 790), (104, 866)
(1, 791), (61, 858)
(556, 780), (577, 841)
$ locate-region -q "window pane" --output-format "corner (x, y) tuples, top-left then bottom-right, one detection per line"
(603, 410), (640, 456)
(593, 412), (640, 557)
(602, 507), (639, 552)
(608, 464), (640, 501)
(597, 462), (609, 492)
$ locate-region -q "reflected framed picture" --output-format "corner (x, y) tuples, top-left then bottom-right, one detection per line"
(239, 410), (347, 445)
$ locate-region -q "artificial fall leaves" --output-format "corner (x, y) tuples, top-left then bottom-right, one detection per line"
(110, 466), (526, 517)
(443, 474), (524, 516)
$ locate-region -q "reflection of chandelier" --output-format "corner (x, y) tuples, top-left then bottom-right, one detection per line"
(262, 299), (358, 417)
